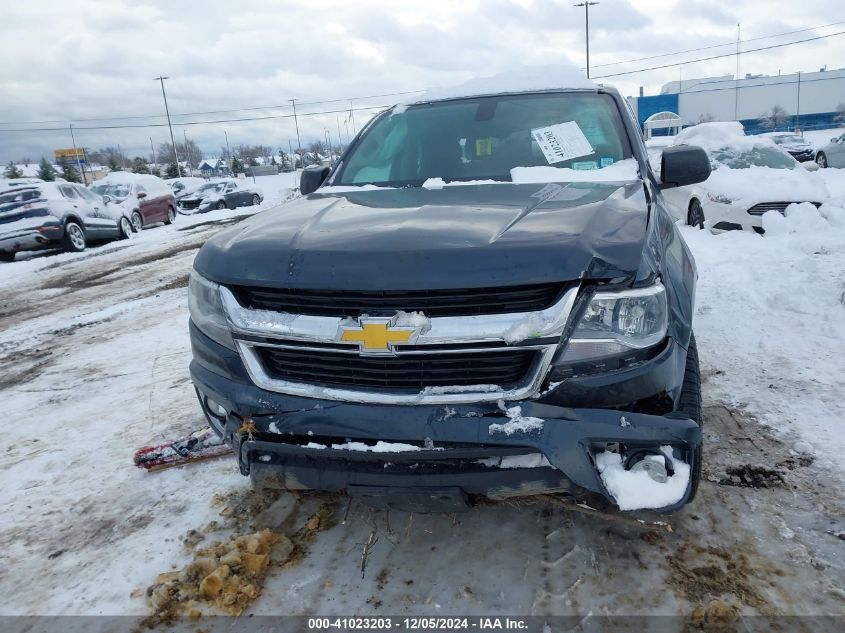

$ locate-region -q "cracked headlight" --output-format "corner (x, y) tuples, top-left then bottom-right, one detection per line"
(559, 281), (668, 363)
(188, 271), (236, 350)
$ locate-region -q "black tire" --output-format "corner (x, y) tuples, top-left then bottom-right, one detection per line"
(677, 333), (703, 503)
(131, 211), (143, 232)
(216, 200), (227, 210)
(62, 221), (87, 253)
(251, 194), (261, 206)
(0, 251), (15, 263)
(118, 217), (133, 239)
(816, 152), (827, 168)
(165, 206), (176, 224)
(687, 199), (705, 229)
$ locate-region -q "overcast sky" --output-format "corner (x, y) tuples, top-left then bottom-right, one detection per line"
(1, 0), (843, 164)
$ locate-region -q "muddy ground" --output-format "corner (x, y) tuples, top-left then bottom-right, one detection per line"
(0, 215), (842, 629)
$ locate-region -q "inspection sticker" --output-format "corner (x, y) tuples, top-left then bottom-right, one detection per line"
(531, 121), (594, 165)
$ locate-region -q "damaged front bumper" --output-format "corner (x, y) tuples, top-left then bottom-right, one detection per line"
(190, 324), (701, 513)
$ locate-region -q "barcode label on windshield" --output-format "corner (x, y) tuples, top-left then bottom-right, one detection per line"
(531, 121), (594, 165)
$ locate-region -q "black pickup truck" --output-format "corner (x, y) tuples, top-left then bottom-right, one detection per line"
(188, 76), (711, 513)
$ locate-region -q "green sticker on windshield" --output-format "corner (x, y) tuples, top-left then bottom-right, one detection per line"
(571, 161), (598, 170)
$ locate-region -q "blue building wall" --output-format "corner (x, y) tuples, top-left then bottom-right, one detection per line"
(635, 94), (680, 128)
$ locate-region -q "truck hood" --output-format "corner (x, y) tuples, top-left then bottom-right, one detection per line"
(194, 181), (649, 291)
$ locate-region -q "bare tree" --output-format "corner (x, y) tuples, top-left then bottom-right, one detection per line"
(835, 103), (845, 123)
(759, 105), (789, 130)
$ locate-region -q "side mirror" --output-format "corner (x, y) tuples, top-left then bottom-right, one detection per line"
(300, 166), (330, 195)
(659, 145), (711, 189)
(102, 195), (112, 204)
(137, 191), (147, 199)
(831, 137), (838, 143)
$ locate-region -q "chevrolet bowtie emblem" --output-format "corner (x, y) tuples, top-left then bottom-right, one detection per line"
(339, 318), (418, 354)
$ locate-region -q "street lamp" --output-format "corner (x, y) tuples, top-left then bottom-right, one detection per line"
(573, 2), (599, 78)
(154, 76), (180, 172)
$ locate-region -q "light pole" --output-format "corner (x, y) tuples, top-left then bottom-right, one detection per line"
(154, 76), (180, 173)
(290, 99), (302, 158)
(574, 2), (599, 78)
(68, 124), (87, 185)
(150, 137), (156, 171)
(183, 129), (192, 175)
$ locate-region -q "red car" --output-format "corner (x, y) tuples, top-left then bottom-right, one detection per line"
(90, 174), (177, 231)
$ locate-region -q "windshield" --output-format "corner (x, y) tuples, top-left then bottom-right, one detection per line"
(710, 146), (797, 170)
(90, 183), (132, 199)
(336, 92), (632, 186)
(197, 183), (226, 194)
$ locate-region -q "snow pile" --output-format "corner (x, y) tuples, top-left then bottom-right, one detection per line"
(672, 121), (762, 153)
(395, 65), (595, 111)
(702, 165), (828, 207)
(304, 440), (437, 453)
(502, 312), (556, 343)
(596, 447), (691, 511)
(421, 384), (501, 395)
(762, 203), (831, 235)
(510, 159), (639, 184)
(488, 401), (544, 436)
(392, 310), (432, 332)
(478, 454), (553, 469)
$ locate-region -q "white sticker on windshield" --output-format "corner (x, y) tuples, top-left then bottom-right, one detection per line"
(531, 121), (594, 165)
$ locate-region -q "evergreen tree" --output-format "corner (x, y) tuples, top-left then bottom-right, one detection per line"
(150, 167), (161, 178)
(58, 157), (82, 183)
(4, 161), (23, 179)
(37, 157), (57, 181)
(108, 156), (122, 171)
(247, 156), (259, 167)
(165, 162), (180, 179)
(230, 157), (245, 174)
(132, 157), (150, 174)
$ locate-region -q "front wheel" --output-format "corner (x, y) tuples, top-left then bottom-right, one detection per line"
(119, 217), (133, 239)
(63, 222), (87, 253)
(251, 194), (261, 206)
(677, 333), (703, 503)
(687, 199), (705, 229)
(0, 251), (15, 263)
(131, 211), (143, 232)
(165, 206), (176, 224)
(816, 152), (828, 168)
(216, 200), (227, 210)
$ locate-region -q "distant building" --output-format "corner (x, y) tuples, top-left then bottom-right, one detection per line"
(628, 68), (845, 135)
(198, 158), (227, 176)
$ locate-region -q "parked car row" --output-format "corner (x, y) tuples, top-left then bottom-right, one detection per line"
(0, 172), (176, 262)
(647, 122), (830, 233)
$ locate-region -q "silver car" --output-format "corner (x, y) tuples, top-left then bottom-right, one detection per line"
(815, 130), (845, 168)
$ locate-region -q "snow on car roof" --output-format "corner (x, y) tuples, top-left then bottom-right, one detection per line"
(97, 171), (171, 196)
(394, 64), (596, 111)
(672, 121), (779, 153)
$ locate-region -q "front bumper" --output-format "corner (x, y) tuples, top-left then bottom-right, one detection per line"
(189, 323), (701, 512)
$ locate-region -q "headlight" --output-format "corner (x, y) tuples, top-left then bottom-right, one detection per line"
(707, 192), (733, 204)
(558, 282), (668, 363)
(188, 271), (236, 350)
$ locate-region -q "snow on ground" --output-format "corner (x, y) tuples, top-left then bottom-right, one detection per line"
(1, 164), (845, 621)
(800, 127), (845, 150)
(682, 197), (845, 472)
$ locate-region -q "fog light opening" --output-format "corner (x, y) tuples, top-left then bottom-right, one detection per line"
(624, 448), (675, 483)
(204, 396), (227, 420)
